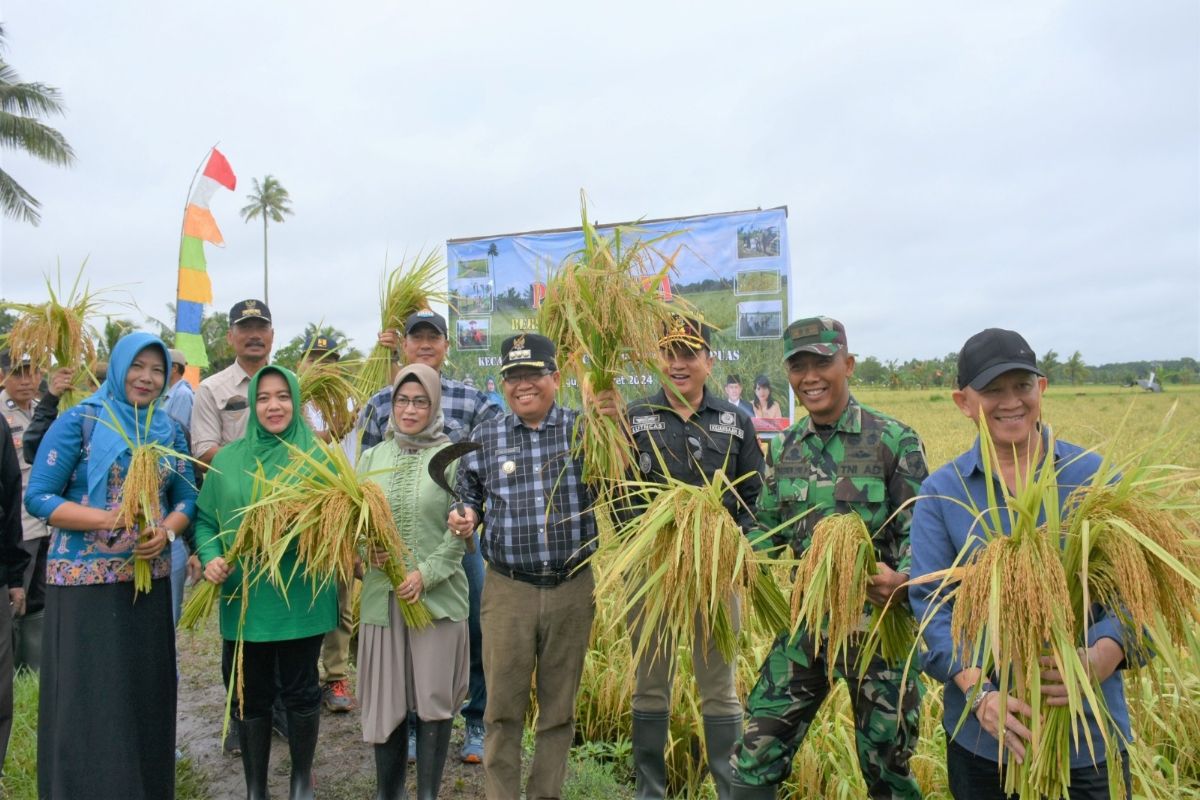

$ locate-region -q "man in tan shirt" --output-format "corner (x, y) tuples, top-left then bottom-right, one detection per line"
(191, 299), (275, 464)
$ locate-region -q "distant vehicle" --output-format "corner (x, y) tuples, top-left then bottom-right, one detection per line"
(1127, 370), (1163, 393)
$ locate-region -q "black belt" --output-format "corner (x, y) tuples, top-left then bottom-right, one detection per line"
(488, 561), (589, 587)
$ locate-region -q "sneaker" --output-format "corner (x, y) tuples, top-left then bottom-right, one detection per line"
(322, 679), (357, 713)
(460, 722), (484, 764)
(223, 719), (241, 756)
(408, 725), (417, 763)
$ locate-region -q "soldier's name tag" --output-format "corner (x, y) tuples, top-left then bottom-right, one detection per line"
(631, 414), (665, 434)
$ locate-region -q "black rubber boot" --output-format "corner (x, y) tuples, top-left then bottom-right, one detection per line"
(286, 708), (320, 800)
(239, 715), (273, 800)
(703, 714), (743, 800)
(730, 780), (777, 799)
(631, 710), (670, 799)
(414, 718), (453, 799)
(374, 721), (409, 800)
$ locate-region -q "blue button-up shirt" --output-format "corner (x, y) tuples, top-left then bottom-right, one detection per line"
(456, 403), (597, 573)
(908, 435), (1131, 766)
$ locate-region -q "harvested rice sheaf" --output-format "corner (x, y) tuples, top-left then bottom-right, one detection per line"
(298, 358), (362, 441)
(116, 445), (164, 596)
(595, 471), (786, 665)
(354, 251), (447, 400)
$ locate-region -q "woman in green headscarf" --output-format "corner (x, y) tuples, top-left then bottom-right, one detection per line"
(195, 365), (337, 800)
(357, 363), (468, 800)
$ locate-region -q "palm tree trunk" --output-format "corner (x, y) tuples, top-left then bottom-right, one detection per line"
(263, 215), (269, 305)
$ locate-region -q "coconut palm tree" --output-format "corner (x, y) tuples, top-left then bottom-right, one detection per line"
(0, 24), (76, 226)
(1065, 350), (1088, 386)
(239, 175), (294, 305)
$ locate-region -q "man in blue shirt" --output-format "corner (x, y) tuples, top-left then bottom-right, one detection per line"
(908, 328), (1131, 799)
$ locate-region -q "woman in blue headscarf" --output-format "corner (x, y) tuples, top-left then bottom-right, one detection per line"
(26, 331), (196, 800)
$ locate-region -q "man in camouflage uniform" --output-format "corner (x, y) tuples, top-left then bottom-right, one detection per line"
(731, 317), (927, 800)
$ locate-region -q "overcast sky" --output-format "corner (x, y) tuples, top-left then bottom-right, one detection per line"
(0, 1), (1196, 364)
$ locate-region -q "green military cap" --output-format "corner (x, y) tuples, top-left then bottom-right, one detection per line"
(782, 316), (848, 361)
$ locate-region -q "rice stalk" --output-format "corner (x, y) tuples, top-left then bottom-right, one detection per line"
(261, 439), (433, 629)
(354, 250), (447, 398)
(536, 192), (697, 492)
(594, 469), (783, 665)
(298, 357), (363, 440)
(1, 263), (109, 409)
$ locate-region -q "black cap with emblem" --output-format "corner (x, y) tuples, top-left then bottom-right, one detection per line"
(229, 299), (272, 325)
(499, 333), (556, 373)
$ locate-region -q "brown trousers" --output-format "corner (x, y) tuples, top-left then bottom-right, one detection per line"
(481, 566), (595, 800)
(318, 576), (354, 684)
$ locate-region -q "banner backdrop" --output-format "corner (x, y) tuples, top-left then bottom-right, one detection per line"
(444, 206), (792, 435)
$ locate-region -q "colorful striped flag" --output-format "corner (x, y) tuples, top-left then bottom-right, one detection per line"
(175, 147), (236, 385)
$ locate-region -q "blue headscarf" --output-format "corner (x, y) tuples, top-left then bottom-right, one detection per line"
(78, 331), (175, 507)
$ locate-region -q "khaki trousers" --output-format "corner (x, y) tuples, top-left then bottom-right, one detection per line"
(482, 566), (595, 800)
(630, 597), (742, 717)
(319, 577), (354, 684)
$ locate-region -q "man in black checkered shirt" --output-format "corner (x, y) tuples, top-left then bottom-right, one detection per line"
(449, 332), (597, 800)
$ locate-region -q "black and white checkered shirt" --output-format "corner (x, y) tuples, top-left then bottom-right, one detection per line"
(358, 376), (503, 448)
(456, 403), (598, 574)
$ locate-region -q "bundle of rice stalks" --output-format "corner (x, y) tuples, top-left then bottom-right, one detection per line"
(268, 439), (432, 629)
(298, 357), (362, 441)
(535, 193), (695, 491)
(354, 251), (447, 399)
(594, 469), (788, 666)
(788, 513), (916, 678)
(178, 466), (298, 630)
(115, 445), (163, 596)
(2, 265), (106, 409)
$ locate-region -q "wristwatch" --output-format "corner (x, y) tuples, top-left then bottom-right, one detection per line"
(165, 527), (176, 543)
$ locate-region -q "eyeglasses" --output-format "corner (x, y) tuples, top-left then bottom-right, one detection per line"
(392, 396), (431, 409)
(502, 369), (551, 385)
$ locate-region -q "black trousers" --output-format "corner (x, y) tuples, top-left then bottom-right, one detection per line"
(221, 634), (323, 720)
(947, 739), (1132, 800)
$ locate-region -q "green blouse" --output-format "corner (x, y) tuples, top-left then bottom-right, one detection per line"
(357, 441), (468, 626)
(194, 451), (339, 643)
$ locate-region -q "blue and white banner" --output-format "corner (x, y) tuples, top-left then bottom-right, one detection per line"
(445, 206), (792, 435)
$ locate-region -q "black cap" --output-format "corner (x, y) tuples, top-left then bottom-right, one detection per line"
(957, 328), (1043, 390)
(230, 299), (272, 325)
(658, 314), (713, 351)
(0, 352), (32, 372)
(303, 334), (338, 353)
(403, 309), (448, 337)
(499, 333), (556, 373)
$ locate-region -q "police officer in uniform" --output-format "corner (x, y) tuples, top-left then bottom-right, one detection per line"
(731, 317), (927, 800)
(596, 316), (764, 800)
(0, 353), (48, 672)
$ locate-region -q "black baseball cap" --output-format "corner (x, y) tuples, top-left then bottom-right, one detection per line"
(230, 299), (272, 325)
(957, 328), (1043, 390)
(0, 352), (32, 372)
(303, 334), (340, 361)
(499, 333), (556, 374)
(403, 309), (448, 337)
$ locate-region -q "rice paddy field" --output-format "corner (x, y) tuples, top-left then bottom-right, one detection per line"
(575, 383), (1200, 799)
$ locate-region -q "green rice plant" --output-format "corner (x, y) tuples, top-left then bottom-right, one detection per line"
(354, 251), (447, 399)
(536, 193), (696, 493)
(1, 263), (108, 409)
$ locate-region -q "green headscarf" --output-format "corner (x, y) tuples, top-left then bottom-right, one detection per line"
(205, 365), (317, 511)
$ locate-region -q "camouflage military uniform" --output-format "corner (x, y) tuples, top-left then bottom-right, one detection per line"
(733, 395), (928, 799)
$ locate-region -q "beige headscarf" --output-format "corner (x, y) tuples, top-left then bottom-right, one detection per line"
(385, 363), (449, 450)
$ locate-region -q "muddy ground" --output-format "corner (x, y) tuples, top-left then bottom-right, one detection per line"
(176, 609), (487, 800)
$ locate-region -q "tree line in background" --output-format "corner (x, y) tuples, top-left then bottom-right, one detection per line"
(0, 304), (1194, 388)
